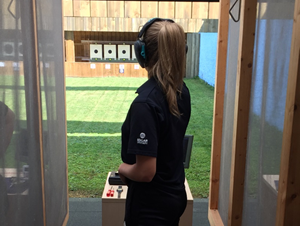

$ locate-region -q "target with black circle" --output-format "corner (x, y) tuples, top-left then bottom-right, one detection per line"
(90, 44), (103, 60)
(104, 45), (116, 60)
(3, 42), (15, 57)
(118, 45), (130, 60)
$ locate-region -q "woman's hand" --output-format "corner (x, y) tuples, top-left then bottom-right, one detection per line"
(118, 164), (128, 185)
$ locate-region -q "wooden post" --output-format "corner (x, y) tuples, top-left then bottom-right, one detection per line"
(276, 1), (300, 225)
(65, 31), (75, 62)
(185, 33), (200, 78)
(228, 0), (257, 225)
(20, 0), (45, 225)
(208, 0), (230, 214)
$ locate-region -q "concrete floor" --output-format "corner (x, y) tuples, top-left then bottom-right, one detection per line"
(67, 198), (210, 226)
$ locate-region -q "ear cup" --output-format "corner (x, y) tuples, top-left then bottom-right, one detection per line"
(135, 18), (174, 68)
(134, 40), (147, 68)
(134, 18), (188, 68)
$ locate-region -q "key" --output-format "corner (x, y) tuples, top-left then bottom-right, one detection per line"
(117, 186), (123, 198)
(106, 186), (113, 197)
(110, 188), (114, 197)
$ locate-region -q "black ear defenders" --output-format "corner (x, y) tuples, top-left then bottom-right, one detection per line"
(134, 18), (188, 68)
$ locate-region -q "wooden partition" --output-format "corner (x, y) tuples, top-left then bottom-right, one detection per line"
(276, 0), (300, 225)
(228, 0), (257, 225)
(208, 0), (257, 225)
(208, 0), (229, 224)
(65, 62), (147, 77)
(209, 0), (300, 225)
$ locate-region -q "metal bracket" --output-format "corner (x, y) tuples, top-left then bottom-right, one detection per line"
(229, 0), (241, 23)
(7, 0), (20, 20)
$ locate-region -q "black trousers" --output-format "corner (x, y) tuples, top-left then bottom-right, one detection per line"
(124, 183), (187, 226)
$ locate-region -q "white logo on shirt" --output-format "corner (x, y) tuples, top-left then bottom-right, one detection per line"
(140, 133), (145, 139)
(137, 132), (148, 145)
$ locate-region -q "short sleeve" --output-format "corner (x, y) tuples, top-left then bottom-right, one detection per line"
(127, 102), (159, 157)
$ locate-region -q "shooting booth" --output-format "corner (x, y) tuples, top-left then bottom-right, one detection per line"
(0, 0), (68, 225)
(209, 0), (300, 226)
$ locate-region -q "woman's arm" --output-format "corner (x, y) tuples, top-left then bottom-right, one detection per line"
(118, 155), (156, 183)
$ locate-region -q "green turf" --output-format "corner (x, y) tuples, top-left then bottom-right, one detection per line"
(66, 77), (214, 198)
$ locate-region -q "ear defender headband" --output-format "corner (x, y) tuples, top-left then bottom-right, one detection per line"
(134, 18), (188, 68)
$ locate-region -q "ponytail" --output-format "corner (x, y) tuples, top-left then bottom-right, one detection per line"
(144, 21), (186, 117)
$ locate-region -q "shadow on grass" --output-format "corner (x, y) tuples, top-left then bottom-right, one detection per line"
(67, 134), (122, 196)
(66, 86), (138, 91)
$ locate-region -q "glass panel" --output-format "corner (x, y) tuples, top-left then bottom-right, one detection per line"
(218, 0), (240, 224)
(242, 1), (295, 225)
(0, 0), (44, 225)
(0, 0), (67, 225)
(35, 0), (68, 226)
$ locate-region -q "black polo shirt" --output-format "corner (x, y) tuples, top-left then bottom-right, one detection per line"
(121, 76), (191, 190)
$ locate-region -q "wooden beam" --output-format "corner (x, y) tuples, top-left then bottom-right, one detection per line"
(62, 213), (69, 226)
(276, 1), (300, 225)
(208, 0), (230, 212)
(65, 31), (75, 62)
(228, 0), (257, 225)
(208, 209), (225, 226)
(63, 23), (70, 226)
(20, 0), (46, 224)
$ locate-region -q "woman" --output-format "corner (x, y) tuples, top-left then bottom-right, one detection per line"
(118, 18), (191, 226)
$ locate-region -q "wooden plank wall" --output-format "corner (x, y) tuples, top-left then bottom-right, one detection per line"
(73, 31), (187, 60)
(74, 31), (138, 42)
(63, 1), (219, 32)
(65, 62), (147, 77)
(186, 33), (200, 78)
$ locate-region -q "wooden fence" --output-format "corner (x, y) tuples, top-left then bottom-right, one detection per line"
(63, 1), (219, 32)
(64, 62), (148, 77)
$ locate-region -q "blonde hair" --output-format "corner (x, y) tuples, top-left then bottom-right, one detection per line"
(144, 21), (186, 117)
